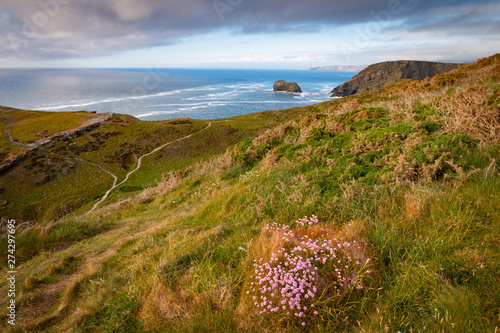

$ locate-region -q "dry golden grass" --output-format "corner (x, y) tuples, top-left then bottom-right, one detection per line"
(444, 160), (481, 184)
(419, 152), (448, 182)
(333, 97), (361, 116)
(139, 225), (236, 330)
(440, 86), (500, 145)
(484, 158), (498, 179)
(261, 148), (280, 170)
(252, 123), (291, 146)
(404, 191), (422, 221)
(139, 271), (202, 330)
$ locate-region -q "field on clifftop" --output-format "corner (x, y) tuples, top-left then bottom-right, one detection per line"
(1, 54), (499, 332)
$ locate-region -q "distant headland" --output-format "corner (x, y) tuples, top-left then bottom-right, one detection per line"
(309, 65), (368, 72)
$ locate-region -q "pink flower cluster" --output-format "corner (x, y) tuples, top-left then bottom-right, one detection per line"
(247, 216), (367, 327)
(295, 215), (319, 226)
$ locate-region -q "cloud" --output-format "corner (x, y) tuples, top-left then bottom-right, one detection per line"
(0, 0), (498, 61)
(341, 37), (499, 64)
(402, 1), (500, 36)
(1, 0), (217, 59)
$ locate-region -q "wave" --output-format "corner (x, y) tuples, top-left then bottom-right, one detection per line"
(147, 102), (216, 108)
(34, 92), (179, 111)
(136, 110), (181, 118)
(236, 100), (309, 104)
(225, 83), (267, 90)
(33, 86), (210, 111)
(137, 102), (227, 117)
(185, 90), (244, 101)
(182, 86), (219, 92)
(178, 102), (226, 111)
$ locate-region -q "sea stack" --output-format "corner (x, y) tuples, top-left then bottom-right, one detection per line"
(273, 80), (302, 93)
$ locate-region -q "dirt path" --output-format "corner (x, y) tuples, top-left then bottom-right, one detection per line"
(73, 157), (118, 185)
(1, 112), (37, 148)
(85, 122), (212, 215)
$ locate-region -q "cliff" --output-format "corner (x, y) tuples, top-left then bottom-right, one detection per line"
(330, 60), (463, 97)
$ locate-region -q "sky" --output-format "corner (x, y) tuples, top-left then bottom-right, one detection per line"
(0, 0), (499, 68)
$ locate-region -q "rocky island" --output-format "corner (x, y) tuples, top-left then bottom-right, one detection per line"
(330, 60), (463, 97)
(273, 80), (302, 93)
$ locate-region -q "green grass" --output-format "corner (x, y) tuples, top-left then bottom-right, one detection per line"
(7, 109), (93, 143)
(0, 151), (113, 221)
(0, 118), (16, 163)
(363, 179), (500, 332)
(0, 53), (499, 332)
(0, 215), (116, 266)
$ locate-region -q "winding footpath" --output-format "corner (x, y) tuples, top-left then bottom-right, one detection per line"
(85, 122), (212, 215)
(1, 112), (37, 150)
(1, 108), (212, 217)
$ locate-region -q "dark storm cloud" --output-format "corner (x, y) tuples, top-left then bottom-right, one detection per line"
(404, 1), (500, 36)
(0, 0), (497, 60)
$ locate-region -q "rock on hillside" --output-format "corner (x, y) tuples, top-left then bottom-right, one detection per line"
(273, 80), (302, 93)
(330, 60), (463, 97)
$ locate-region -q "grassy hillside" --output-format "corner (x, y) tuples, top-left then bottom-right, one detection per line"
(0, 54), (499, 332)
(0, 106), (303, 222)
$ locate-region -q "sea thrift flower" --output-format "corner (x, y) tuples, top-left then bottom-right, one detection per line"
(247, 216), (370, 325)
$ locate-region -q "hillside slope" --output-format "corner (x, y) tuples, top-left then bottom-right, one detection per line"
(0, 107), (304, 222)
(330, 60), (463, 97)
(0, 54), (499, 332)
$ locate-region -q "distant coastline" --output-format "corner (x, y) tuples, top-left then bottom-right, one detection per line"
(309, 65), (368, 72)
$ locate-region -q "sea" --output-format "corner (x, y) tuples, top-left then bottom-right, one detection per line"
(0, 68), (356, 121)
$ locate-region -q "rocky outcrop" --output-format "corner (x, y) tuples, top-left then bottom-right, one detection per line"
(0, 146), (38, 175)
(330, 60), (463, 97)
(273, 80), (302, 93)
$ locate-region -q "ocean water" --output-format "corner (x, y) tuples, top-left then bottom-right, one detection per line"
(0, 68), (355, 121)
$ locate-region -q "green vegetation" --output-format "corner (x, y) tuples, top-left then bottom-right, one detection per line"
(1, 152), (112, 221)
(0, 54), (499, 332)
(0, 108), (301, 221)
(0, 118), (15, 163)
(7, 110), (92, 144)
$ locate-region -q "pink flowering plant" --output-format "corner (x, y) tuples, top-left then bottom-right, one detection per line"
(244, 216), (371, 327)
